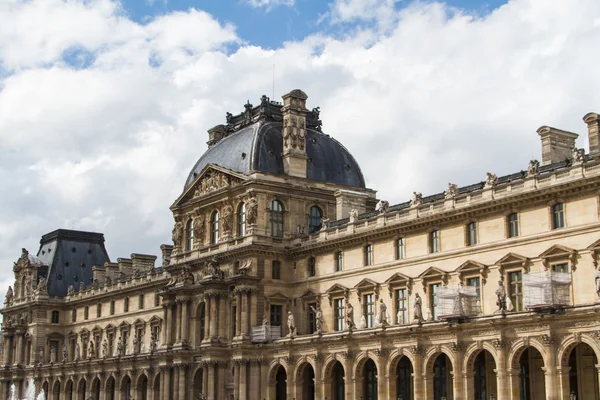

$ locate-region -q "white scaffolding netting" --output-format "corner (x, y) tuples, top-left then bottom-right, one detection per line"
(523, 271), (571, 308)
(438, 285), (480, 318)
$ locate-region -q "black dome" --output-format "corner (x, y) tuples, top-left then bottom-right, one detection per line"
(184, 121), (366, 189)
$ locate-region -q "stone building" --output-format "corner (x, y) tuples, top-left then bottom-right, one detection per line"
(2, 89), (600, 400)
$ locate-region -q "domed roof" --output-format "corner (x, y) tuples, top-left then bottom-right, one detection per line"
(184, 98), (366, 190)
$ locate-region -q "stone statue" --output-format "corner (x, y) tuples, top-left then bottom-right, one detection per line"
(88, 341), (95, 359)
(287, 311), (296, 337)
(4, 286), (13, 306)
(172, 219), (184, 247)
(310, 305), (323, 334)
(321, 217), (330, 230)
(411, 192), (423, 207)
(237, 260), (251, 276)
(595, 269), (600, 300)
(377, 299), (388, 326)
(102, 340), (108, 358)
(61, 344), (67, 363)
(50, 346), (56, 363)
(221, 202), (234, 234)
(79, 282), (86, 292)
(262, 314), (269, 326)
(485, 172), (498, 187)
(67, 285), (75, 295)
(397, 309), (404, 325)
(345, 303), (355, 330)
(445, 183), (458, 199)
(133, 333), (140, 354)
(150, 332), (157, 352)
(246, 194), (258, 226)
(527, 159), (540, 176)
(106, 276), (112, 285)
(495, 280), (507, 312)
(39, 349), (44, 364)
(360, 315), (367, 329)
(116, 336), (123, 357)
(349, 209), (359, 223)
(377, 200), (389, 214)
(74, 343), (81, 362)
(192, 210), (206, 245)
(413, 293), (423, 322)
(36, 276), (47, 294)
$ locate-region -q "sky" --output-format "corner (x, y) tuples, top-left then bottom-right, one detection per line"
(1, 0), (600, 301)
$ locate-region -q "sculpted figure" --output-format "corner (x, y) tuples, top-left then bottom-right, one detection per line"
(116, 336), (123, 357)
(221, 203), (234, 234)
(67, 285), (75, 295)
(349, 209), (359, 223)
(346, 303), (355, 330)
(377, 200), (389, 214)
(150, 331), (158, 352)
(321, 217), (330, 230)
(102, 339), (108, 358)
(4, 286), (13, 306)
(411, 192), (423, 207)
(172, 219), (184, 247)
(495, 280), (507, 312)
(39, 349), (44, 364)
(88, 341), (95, 359)
(378, 299), (388, 326)
(79, 282), (86, 292)
(445, 183), (458, 199)
(246, 195), (258, 226)
(397, 309), (404, 325)
(50, 346), (56, 363)
(287, 311), (296, 337)
(360, 315), (367, 329)
(485, 172), (498, 187)
(132, 334), (138, 354)
(74, 343), (81, 362)
(527, 159), (540, 176)
(595, 269), (600, 299)
(192, 210), (206, 244)
(413, 293), (423, 322)
(262, 314), (269, 326)
(310, 305), (323, 334)
(62, 344), (67, 363)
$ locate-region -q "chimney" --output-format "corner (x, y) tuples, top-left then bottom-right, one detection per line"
(537, 126), (578, 166)
(584, 112), (600, 156)
(281, 89), (308, 178)
(207, 125), (228, 148)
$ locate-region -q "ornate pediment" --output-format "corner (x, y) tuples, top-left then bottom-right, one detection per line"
(587, 238), (600, 267)
(419, 267), (449, 291)
(173, 165), (247, 207)
(496, 252), (529, 274)
(325, 283), (349, 305)
(354, 278), (380, 300)
(455, 260), (489, 284)
(385, 273), (413, 296)
(539, 244), (577, 270)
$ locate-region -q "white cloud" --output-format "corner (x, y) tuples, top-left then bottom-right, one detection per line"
(244, 0), (295, 10)
(330, 0), (401, 25)
(2, 0), (600, 302)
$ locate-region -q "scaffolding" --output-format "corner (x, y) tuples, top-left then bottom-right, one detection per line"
(438, 285), (480, 319)
(523, 271), (571, 309)
(250, 324), (282, 343)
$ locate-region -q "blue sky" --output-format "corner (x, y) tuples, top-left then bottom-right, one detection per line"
(120, 0), (509, 49)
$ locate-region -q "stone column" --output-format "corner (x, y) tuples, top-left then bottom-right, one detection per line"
(249, 359), (262, 398)
(233, 363), (241, 400)
(236, 292), (242, 337)
(15, 331), (24, 365)
(240, 290), (249, 337)
(179, 364), (188, 400)
(165, 302), (174, 346)
(173, 366), (180, 400)
(239, 360), (248, 400)
(162, 303), (169, 346)
(494, 340), (509, 400)
(161, 367), (171, 400)
(218, 362), (227, 399)
(207, 362), (216, 400)
(3, 333), (14, 365)
(181, 299), (190, 344)
(0, 380), (8, 400)
(218, 295), (227, 339)
(313, 356), (323, 400)
(543, 337), (559, 400)
(175, 300), (182, 343)
(209, 296), (217, 341)
(507, 368), (521, 399)
(204, 296), (212, 340)
(463, 371), (475, 400)
(556, 366), (571, 400)
(412, 346), (425, 399)
(452, 346), (465, 400)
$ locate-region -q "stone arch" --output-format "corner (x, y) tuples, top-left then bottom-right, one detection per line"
(268, 359), (289, 383)
(557, 333), (600, 368)
(294, 357), (316, 380)
(507, 337), (548, 370)
(104, 375), (116, 399)
(76, 378), (85, 398)
(387, 348), (416, 376)
(267, 362), (288, 400)
(153, 372), (161, 400)
(63, 379), (74, 400)
(352, 351), (382, 378)
(322, 354), (345, 381)
(423, 346), (456, 375)
(462, 341), (500, 373)
(120, 374), (133, 399)
(294, 358), (316, 400)
(137, 373), (149, 400)
(51, 380), (60, 400)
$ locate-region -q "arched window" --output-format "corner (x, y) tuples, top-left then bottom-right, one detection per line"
(270, 200), (284, 238)
(237, 203), (246, 237)
(185, 219), (194, 251)
(210, 211), (220, 244)
(308, 206), (323, 233)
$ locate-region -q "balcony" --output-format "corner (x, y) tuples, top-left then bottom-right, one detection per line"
(250, 324), (281, 344)
(437, 285), (480, 320)
(524, 271), (571, 311)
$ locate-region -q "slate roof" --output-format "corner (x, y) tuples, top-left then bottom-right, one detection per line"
(36, 229), (111, 297)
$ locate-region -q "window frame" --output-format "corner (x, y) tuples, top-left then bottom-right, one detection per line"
(507, 212), (519, 238)
(430, 230), (441, 253)
(396, 237), (406, 260)
(308, 205), (323, 234)
(84, 306), (89, 320)
(507, 270), (524, 312)
(271, 260), (281, 280)
(270, 200), (285, 238)
(185, 218), (194, 251)
(363, 293), (376, 328)
(210, 211), (220, 244)
(552, 202), (565, 229)
(308, 256), (316, 277)
(51, 310), (60, 324)
(429, 282), (442, 321)
(97, 303), (102, 318)
(139, 294), (145, 310)
(364, 244), (373, 266)
(124, 297), (129, 313)
(335, 251), (344, 272)
(466, 221), (477, 246)
(395, 288), (408, 325)
(237, 202), (246, 237)
(333, 298), (346, 332)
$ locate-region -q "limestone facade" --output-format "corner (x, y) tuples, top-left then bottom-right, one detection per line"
(2, 90), (600, 400)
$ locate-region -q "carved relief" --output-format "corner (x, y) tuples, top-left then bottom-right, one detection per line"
(283, 115), (306, 151)
(193, 170), (240, 198)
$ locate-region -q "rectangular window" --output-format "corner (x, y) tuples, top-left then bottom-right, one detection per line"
(553, 203), (565, 229)
(430, 283), (441, 320)
(466, 277), (481, 299)
(508, 271), (523, 312)
(155, 293), (160, 307)
(467, 222), (477, 246)
(272, 261), (281, 280)
(139, 294), (145, 310)
(395, 288), (408, 325)
(365, 244), (373, 266)
(396, 238), (405, 260)
(84, 306), (89, 320)
(363, 293), (375, 328)
(124, 298), (129, 313)
(308, 257), (316, 277)
(270, 305), (283, 327)
(335, 251), (343, 272)
(232, 306), (237, 337)
(51, 311), (59, 324)
(72, 309), (76, 323)
(308, 302), (317, 334)
(334, 298), (345, 331)
(110, 300), (115, 315)
(97, 304), (102, 318)
(508, 213), (519, 238)
(108, 333), (114, 357)
(552, 263), (569, 273)
(430, 230), (441, 253)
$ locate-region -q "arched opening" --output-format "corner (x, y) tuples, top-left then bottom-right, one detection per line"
(185, 219), (194, 251)
(121, 375), (132, 400)
(270, 200), (284, 238)
(396, 356), (413, 400)
(237, 202), (246, 237)
(331, 361), (345, 400)
(210, 211), (220, 244)
(433, 353), (453, 400)
(193, 368), (204, 399)
(297, 363), (315, 400)
(91, 378), (101, 400)
(308, 206), (322, 233)
(105, 376), (116, 400)
(41, 381), (49, 399)
(568, 343), (599, 400)
(137, 374), (148, 400)
(52, 380), (60, 400)
(153, 373), (161, 400)
(473, 350), (497, 400)
(275, 365), (287, 400)
(65, 380), (73, 400)
(363, 358), (378, 400)
(518, 347), (546, 400)
(76, 379), (85, 400)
